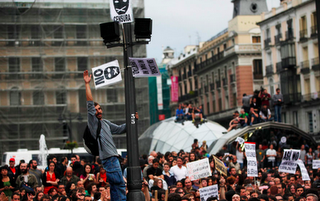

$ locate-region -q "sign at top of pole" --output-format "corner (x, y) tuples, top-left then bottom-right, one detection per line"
(110, 0), (134, 24)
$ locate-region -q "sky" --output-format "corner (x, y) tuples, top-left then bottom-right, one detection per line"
(144, 0), (281, 63)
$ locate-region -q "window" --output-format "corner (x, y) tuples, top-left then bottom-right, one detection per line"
(32, 58), (42, 72)
(7, 25), (19, 46)
(77, 57), (88, 78)
(293, 111), (298, 127)
(33, 88), (44, 105)
(56, 87), (66, 104)
(252, 36), (261, 43)
(53, 25), (63, 46)
(223, 43), (227, 50)
(10, 87), (21, 106)
(233, 92), (237, 107)
(300, 16), (307, 34)
(253, 60), (263, 79)
(9, 58), (20, 79)
(308, 112), (313, 133)
(189, 79), (193, 92)
(78, 89), (87, 113)
(107, 88), (118, 102)
(55, 58), (65, 72)
(266, 28), (270, 38)
(184, 81), (187, 95)
(76, 25), (87, 46)
(30, 25), (41, 46)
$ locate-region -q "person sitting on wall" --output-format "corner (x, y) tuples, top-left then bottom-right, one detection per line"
(192, 106), (204, 123)
(175, 104), (184, 124)
(185, 104), (193, 120)
(238, 109), (248, 127)
(259, 104), (273, 122)
(227, 111), (240, 132)
(249, 107), (259, 126)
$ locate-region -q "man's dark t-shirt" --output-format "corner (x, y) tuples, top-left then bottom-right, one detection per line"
(146, 166), (162, 180)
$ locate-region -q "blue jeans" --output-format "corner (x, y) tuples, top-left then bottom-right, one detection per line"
(102, 156), (126, 201)
(274, 105), (282, 122)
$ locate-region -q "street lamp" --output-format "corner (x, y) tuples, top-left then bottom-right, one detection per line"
(58, 112), (83, 142)
(100, 19), (152, 201)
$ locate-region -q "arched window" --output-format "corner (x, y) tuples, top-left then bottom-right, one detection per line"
(10, 87), (21, 105)
(33, 87), (44, 105)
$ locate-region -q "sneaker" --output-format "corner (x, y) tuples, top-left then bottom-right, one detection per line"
(200, 119), (204, 122)
(192, 119), (195, 123)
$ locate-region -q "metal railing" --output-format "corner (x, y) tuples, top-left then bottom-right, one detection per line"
(266, 65), (274, 76)
(210, 83), (215, 91)
(253, 73), (263, 79)
(286, 30), (294, 40)
(216, 80), (221, 88)
(300, 60), (310, 74)
(312, 57), (320, 71)
(276, 62), (283, 73)
(230, 74), (235, 83)
(264, 38), (271, 48)
(311, 25), (318, 37)
(282, 57), (296, 69)
(274, 33), (282, 44)
(222, 78), (228, 86)
(299, 29), (308, 41)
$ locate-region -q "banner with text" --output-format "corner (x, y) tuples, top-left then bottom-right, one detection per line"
(213, 156), (227, 176)
(199, 185), (219, 201)
(279, 149), (300, 174)
(110, 0), (133, 23)
(186, 158), (211, 181)
(235, 137), (245, 145)
(129, 58), (160, 77)
(92, 60), (122, 89)
(312, 159), (320, 169)
(171, 76), (179, 102)
(245, 142), (258, 177)
(297, 160), (310, 181)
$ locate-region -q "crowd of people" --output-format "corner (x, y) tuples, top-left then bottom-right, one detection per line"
(1, 138), (320, 201)
(227, 88), (284, 132)
(175, 103), (205, 124)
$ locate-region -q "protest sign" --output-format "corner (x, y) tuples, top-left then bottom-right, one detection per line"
(235, 137), (245, 145)
(245, 142), (258, 177)
(297, 160), (310, 181)
(279, 149), (300, 174)
(92, 60), (122, 89)
(213, 156), (227, 176)
(312, 159), (320, 169)
(199, 184), (219, 201)
(186, 158), (211, 181)
(129, 58), (160, 77)
(110, 0), (133, 23)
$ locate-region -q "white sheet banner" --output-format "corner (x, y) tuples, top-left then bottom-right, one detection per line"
(92, 60), (122, 89)
(313, 159), (320, 169)
(110, 0), (133, 24)
(199, 184), (219, 201)
(129, 58), (160, 77)
(247, 160), (258, 177)
(245, 142), (257, 160)
(279, 161), (298, 174)
(235, 137), (245, 145)
(186, 158), (212, 181)
(297, 160), (310, 181)
(279, 149), (300, 174)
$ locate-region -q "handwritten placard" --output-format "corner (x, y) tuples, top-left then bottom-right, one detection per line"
(213, 156), (227, 176)
(186, 158), (211, 181)
(199, 184), (219, 201)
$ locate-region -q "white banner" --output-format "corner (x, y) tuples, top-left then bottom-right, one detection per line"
(186, 158), (212, 181)
(282, 149), (300, 161)
(312, 159), (320, 169)
(297, 160), (310, 181)
(247, 160), (258, 177)
(109, 0), (133, 24)
(156, 76), (163, 110)
(92, 60), (122, 89)
(245, 142), (258, 177)
(129, 58), (160, 77)
(235, 137), (245, 145)
(279, 149), (300, 174)
(199, 185), (219, 201)
(279, 161), (298, 174)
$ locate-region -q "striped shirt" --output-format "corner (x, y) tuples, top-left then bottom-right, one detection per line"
(87, 101), (126, 160)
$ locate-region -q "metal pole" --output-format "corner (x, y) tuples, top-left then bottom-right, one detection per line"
(69, 113), (72, 142)
(316, 0), (320, 60)
(122, 23), (145, 201)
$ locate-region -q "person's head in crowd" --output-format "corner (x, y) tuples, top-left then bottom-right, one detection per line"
(289, 176), (296, 185)
(225, 190), (236, 201)
(239, 187), (246, 197)
(98, 186), (105, 193)
(61, 157), (68, 165)
(172, 151), (178, 157)
(147, 156), (154, 166)
(20, 188), (26, 198)
(305, 181), (312, 189)
(40, 194), (50, 201)
(306, 194), (318, 201)
(270, 185), (278, 196)
(284, 194), (295, 201)
(152, 158), (160, 169)
(35, 186), (42, 194)
(184, 178), (192, 190)
(259, 194), (269, 201)
(1, 165), (9, 177)
(296, 185), (304, 197)
(230, 167), (237, 177)
(48, 161), (56, 173)
(168, 193), (182, 201)
(9, 158), (15, 168)
(182, 193), (195, 201)
(84, 195), (92, 201)
(20, 163), (29, 175)
(232, 194), (241, 201)
(80, 159), (86, 167)
(12, 192), (21, 201)
(93, 192), (101, 201)
(288, 184), (296, 195)
(87, 183), (97, 196)
(170, 185), (177, 194)
(200, 178), (207, 188)
(274, 178), (280, 185)
(153, 178), (163, 189)
(277, 183), (285, 195)
(157, 153), (165, 164)
(177, 157), (184, 168)
(241, 195), (248, 201)
(183, 156), (189, 164)
(163, 163), (170, 173)
(275, 194), (283, 201)
(150, 151), (157, 158)
(65, 182), (76, 195)
(75, 155), (80, 162)
(64, 167), (73, 179)
(295, 196), (305, 201)
(34, 191), (44, 201)
(175, 188), (186, 197)
(208, 177), (214, 186)
(70, 155), (77, 164)
(83, 164), (93, 177)
(251, 191), (260, 198)
(58, 184), (65, 195)
(48, 188), (58, 197)
(227, 176), (236, 185)
(176, 181), (183, 188)
(172, 159), (177, 166)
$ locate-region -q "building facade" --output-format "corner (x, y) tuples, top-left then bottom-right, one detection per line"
(258, 0), (320, 134)
(0, 0), (149, 153)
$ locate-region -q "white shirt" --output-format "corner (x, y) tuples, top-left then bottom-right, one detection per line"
(170, 165), (188, 181)
(266, 149), (277, 161)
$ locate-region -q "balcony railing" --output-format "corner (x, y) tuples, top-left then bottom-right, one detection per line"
(253, 73), (263, 79)
(311, 25), (318, 37)
(274, 33), (282, 45)
(276, 62), (283, 73)
(230, 74), (235, 83)
(222, 78), (228, 86)
(266, 65), (274, 76)
(178, 90), (199, 102)
(210, 83), (215, 91)
(302, 92), (320, 102)
(312, 57), (320, 71)
(299, 29), (308, 42)
(286, 30), (294, 40)
(264, 38), (271, 48)
(282, 57), (296, 69)
(216, 80), (221, 88)
(283, 93), (301, 105)
(196, 52), (225, 71)
(300, 60), (310, 74)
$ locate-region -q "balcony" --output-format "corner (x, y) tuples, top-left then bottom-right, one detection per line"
(311, 25), (318, 38)
(182, 74), (186, 80)
(282, 57), (296, 69)
(178, 90), (199, 102)
(253, 73), (263, 79)
(286, 30), (294, 41)
(283, 93), (301, 105)
(302, 92), (320, 102)
(193, 68), (197, 75)
(216, 80), (221, 88)
(312, 57), (320, 71)
(188, 71), (192, 77)
(204, 85), (208, 93)
(299, 29), (308, 42)
(276, 62), (283, 73)
(264, 38), (271, 49)
(300, 60), (310, 74)
(210, 83), (215, 91)
(266, 65), (274, 77)
(230, 74), (235, 83)
(274, 33), (282, 45)
(222, 78), (228, 86)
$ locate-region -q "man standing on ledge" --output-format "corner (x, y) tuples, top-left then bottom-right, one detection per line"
(84, 70), (127, 201)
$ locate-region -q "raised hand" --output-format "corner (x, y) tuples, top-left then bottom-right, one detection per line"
(83, 70), (92, 84)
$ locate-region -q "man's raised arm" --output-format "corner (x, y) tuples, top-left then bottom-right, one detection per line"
(83, 70), (93, 101)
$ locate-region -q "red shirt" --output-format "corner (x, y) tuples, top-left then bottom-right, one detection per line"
(9, 167), (16, 174)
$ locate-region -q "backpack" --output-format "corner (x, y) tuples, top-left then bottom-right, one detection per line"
(83, 120), (102, 156)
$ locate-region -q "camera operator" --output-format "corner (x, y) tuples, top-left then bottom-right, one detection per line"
(260, 88), (271, 108)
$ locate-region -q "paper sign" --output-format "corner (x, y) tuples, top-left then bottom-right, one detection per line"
(92, 60), (122, 89)
(278, 149), (300, 174)
(199, 185), (219, 201)
(129, 58), (160, 77)
(312, 159), (320, 169)
(245, 142), (258, 177)
(213, 156), (227, 176)
(235, 137), (245, 145)
(186, 158), (212, 181)
(282, 149), (300, 161)
(297, 160), (310, 181)
(171, 76), (178, 102)
(109, 0), (133, 24)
